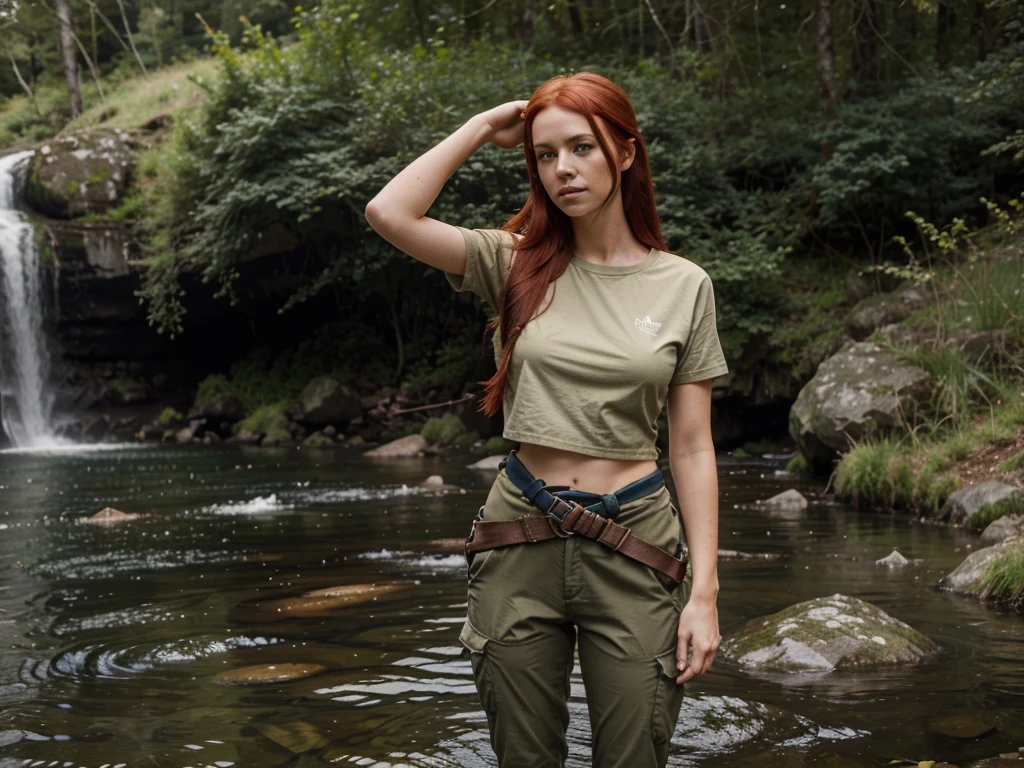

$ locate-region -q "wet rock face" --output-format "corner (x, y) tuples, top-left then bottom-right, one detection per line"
(789, 341), (931, 473)
(723, 594), (939, 672)
(940, 481), (1024, 527)
(25, 129), (135, 218)
(980, 515), (1024, 546)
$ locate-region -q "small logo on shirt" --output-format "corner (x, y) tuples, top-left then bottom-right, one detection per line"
(635, 315), (661, 336)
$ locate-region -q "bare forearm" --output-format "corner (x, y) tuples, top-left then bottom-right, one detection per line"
(366, 114), (491, 228)
(669, 447), (719, 602)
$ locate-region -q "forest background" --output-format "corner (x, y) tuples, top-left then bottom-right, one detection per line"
(1, 0), (1023, 480)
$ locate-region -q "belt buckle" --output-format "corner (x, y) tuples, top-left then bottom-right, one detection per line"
(545, 496), (572, 525)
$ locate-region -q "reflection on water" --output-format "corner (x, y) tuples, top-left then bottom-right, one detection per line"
(0, 446), (1021, 767)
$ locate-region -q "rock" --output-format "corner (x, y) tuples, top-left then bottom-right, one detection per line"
(980, 515), (1024, 546)
(81, 414), (111, 442)
(193, 394), (246, 424)
(255, 721), (329, 754)
(346, 435), (365, 446)
(422, 475), (445, 488)
(722, 593), (939, 672)
(876, 549), (911, 568)
(175, 419), (203, 444)
(927, 713), (997, 740)
(293, 376), (361, 426)
(363, 434), (427, 458)
(939, 541), (1011, 594)
(81, 507), (141, 524)
(322, 425), (337, 438)
(844, 284), (929, 341)
(232, 583), (405, 623)
(940, 481), (1024, 527)
(213, 663), (326, 686)
(467, 455), (506, 470)
(225, 429), (262, 445)
(203, 431), (222, 444)
(137, 424), (163, 441)
(760, 489), (808, 512)
(24, 128), (136, 218)
(789, 341), (932, 473)
(302, 431), (335, 449)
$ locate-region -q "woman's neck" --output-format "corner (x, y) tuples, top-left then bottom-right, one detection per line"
(571, 192), (648, 266)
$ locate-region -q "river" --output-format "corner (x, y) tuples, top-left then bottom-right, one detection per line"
(0, 444), (1021, 767)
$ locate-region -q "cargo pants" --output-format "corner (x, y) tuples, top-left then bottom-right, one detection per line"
(459, 467), (687, 767)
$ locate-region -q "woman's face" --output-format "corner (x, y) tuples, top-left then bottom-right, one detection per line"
(530, 105), (633, 220)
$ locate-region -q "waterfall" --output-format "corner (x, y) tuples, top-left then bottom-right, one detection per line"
(0, 150), (66, 449)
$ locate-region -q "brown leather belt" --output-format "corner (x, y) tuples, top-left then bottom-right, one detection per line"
(465, 454), (688, 588)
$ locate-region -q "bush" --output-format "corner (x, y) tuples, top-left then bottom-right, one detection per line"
(158, 407), (183, 426)
(234, 402), (290, 436)
(978, 543), (1024, 610)
(420, 413), (466, 446)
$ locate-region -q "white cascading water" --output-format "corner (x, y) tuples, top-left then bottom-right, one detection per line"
(0, 150), (65, 449)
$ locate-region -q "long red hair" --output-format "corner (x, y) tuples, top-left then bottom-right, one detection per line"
(478, 72), (668, 417)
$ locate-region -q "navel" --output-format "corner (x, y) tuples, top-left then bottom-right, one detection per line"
(572, 477), (579, 487)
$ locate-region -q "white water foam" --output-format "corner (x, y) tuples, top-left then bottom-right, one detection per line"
(200, 494), (294, 515)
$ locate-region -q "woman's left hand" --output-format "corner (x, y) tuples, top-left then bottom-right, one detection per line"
(675, 596), (720, 684)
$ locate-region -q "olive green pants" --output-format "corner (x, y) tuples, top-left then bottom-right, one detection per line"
(460, 468), (687, 767)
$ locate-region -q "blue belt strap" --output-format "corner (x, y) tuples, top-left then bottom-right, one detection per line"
(500, 450), (664, 521)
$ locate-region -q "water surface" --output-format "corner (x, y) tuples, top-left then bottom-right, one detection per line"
(0, 445), (1021, 767)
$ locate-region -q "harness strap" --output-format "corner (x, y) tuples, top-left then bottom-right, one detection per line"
(465, 454), (688, 588)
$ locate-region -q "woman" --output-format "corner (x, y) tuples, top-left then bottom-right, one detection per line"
(365, 72), (727, 767)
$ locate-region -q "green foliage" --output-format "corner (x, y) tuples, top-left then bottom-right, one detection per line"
(482, 436), (516, 455)
(194, 374), (233, 408)
(785, 454), (810, 476)
(234, 401), (290, 436)
(158, 407), (184, 426)
(420, 413), (466, 446)
(899, 344), (1001, 426)
(977, 543), (1024, 610)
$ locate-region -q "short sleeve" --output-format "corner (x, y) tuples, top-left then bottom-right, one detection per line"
(671, 275), (730, 385)
(445, 227), (515, 313)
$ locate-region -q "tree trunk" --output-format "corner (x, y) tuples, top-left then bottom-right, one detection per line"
(974, 0), (998, 61)
(936, 0), (955, 69)
(852, 0), (884, 85)
(7, 49), (42, 117)
(567, 0), (584, 38)
(691, 0), (712, 52)
(817, 0), (839, 123)
(54, 0), (83, 118)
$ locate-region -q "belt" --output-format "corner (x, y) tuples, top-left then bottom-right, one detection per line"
(464, 451), (688, 588)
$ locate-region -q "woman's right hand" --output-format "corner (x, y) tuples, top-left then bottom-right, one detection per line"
(480, 100), (529, 149)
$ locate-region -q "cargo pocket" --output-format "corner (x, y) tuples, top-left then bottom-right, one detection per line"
(459, 621), (498, 724)
(650, 648), (685, 748)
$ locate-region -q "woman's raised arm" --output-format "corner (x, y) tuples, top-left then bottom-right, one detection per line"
(364, 100), (528, 276)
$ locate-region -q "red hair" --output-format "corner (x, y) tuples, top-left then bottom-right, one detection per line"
(477, 72), (668, 417)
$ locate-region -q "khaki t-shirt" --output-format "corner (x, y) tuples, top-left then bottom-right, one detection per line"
(446, 227), (729, 460)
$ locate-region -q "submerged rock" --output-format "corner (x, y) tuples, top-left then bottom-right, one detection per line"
(422, 474), (445, 487)
(466, 454), (506, 470)
(940, 481), (1023, 527)
(722, 593), (939, 672)
(789, 341), (931, 473)
(213, 663), (326, 686)
(875, 549), (911, 568)
(363, 434), (427, 458)
(927, 712), (997, 740)
(80, 507), (142, 524)
(759, 489), (809, 512)
(232, 583), (406, 623)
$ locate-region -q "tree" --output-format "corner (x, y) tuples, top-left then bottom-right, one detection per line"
(851, 0), (884, 87)
(54, 0), (82, 117)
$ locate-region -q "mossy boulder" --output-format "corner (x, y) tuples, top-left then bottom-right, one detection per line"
(24, 128), (135, 218)
(940, 481), (1024, 528)
(104, 377), (152, 406)
(302, 431), (335, 449)
(845, 284), (929, 341)
(789, 341), (931, 474)
(939, 539), (1014, 595)
(192, 394), (247, 424)
(723, 594), (939, 672)
(293, 376), (361, 426)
